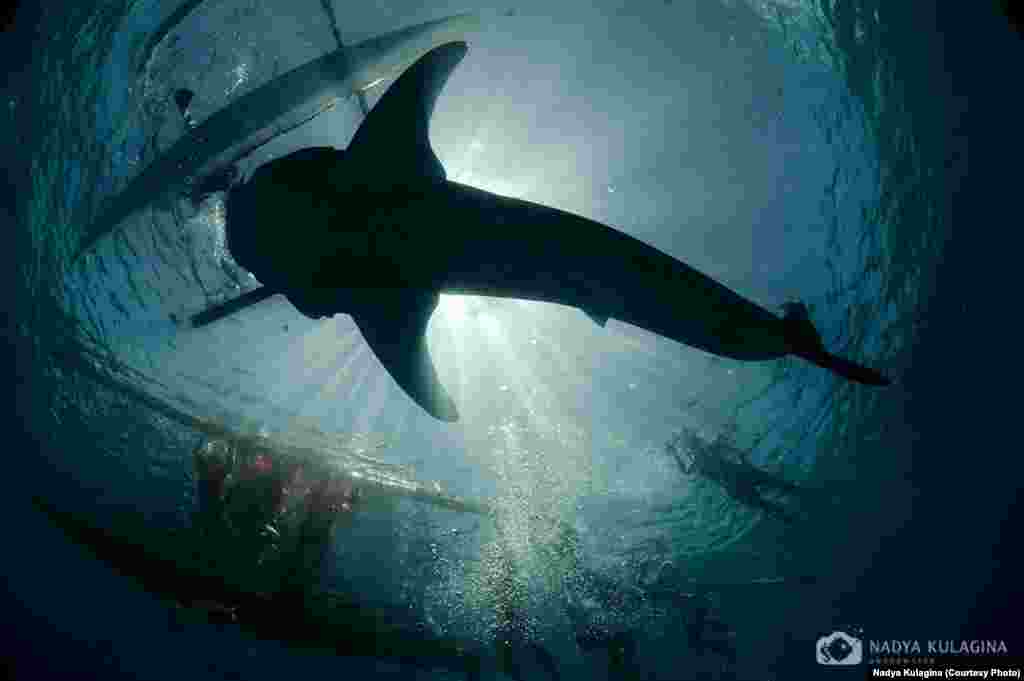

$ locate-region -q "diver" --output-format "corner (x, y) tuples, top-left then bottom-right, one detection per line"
(193, 439), (231, 530)
(191, 439), (287, 579)
(275, 473), (362, 598)
(192, 438), (357, 593)
(225, 451), (290, 540)
(666, 428), (804, 524)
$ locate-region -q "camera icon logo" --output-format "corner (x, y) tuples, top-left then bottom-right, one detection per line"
(816, 630), (863, 665)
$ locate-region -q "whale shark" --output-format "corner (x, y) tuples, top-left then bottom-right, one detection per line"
(213, 42), (890, 422)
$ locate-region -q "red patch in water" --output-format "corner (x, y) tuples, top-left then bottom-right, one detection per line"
(251, 454), (273, 473)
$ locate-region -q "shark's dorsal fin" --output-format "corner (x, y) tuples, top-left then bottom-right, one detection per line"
(345, 42), (468, 181)
(351, 290), (459, 421)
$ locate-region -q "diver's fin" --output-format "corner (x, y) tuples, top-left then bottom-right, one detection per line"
(345, 42), (469, 181)
(583, 309), (609, 327)
(351, 291), (459, 421)
(783, 302), (892, 386)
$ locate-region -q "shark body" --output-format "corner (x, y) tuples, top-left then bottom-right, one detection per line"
(219, 42), (890, 421)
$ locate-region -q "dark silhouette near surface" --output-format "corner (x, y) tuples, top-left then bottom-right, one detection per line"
(2, 1), (20, 34)
(196, 41), (889, 421)
(666, 428), (806, 524)
(31, 482), (483, 679)
(999, 0), (1023, 38)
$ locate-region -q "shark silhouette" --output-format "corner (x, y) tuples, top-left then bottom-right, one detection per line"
(211, 42), (890, 421)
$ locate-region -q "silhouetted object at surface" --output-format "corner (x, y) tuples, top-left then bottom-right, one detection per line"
(32, 480), (484, 679)
(191, 437), (379, 598)
(667, 428), (805, 524)
(25, 358), (499, 678)
(209, 41), (890, 421)
(999, 0), (1023, 38)
(2, 0), (20, 33)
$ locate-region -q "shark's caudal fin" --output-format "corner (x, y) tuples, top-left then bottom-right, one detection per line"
(352, 291), (459, 422)
(344, 41), (468, 181)
(783, 302), (892, 386)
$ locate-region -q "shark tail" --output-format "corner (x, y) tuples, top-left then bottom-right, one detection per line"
(783, 302), (892, 386)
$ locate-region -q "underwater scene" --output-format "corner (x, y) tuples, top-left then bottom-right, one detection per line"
(3, 1), (1022, 679)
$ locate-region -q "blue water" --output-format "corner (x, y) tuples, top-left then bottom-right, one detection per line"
(3, 1), (1022, 679)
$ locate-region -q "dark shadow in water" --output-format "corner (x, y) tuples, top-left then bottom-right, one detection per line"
(998, 0), (1023, 38)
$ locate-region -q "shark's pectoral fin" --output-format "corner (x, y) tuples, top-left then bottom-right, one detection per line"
(352, 291), (459, 422)
(583, 309), (610, 327)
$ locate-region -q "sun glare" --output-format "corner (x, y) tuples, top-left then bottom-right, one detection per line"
(438, 293), (470, 327)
